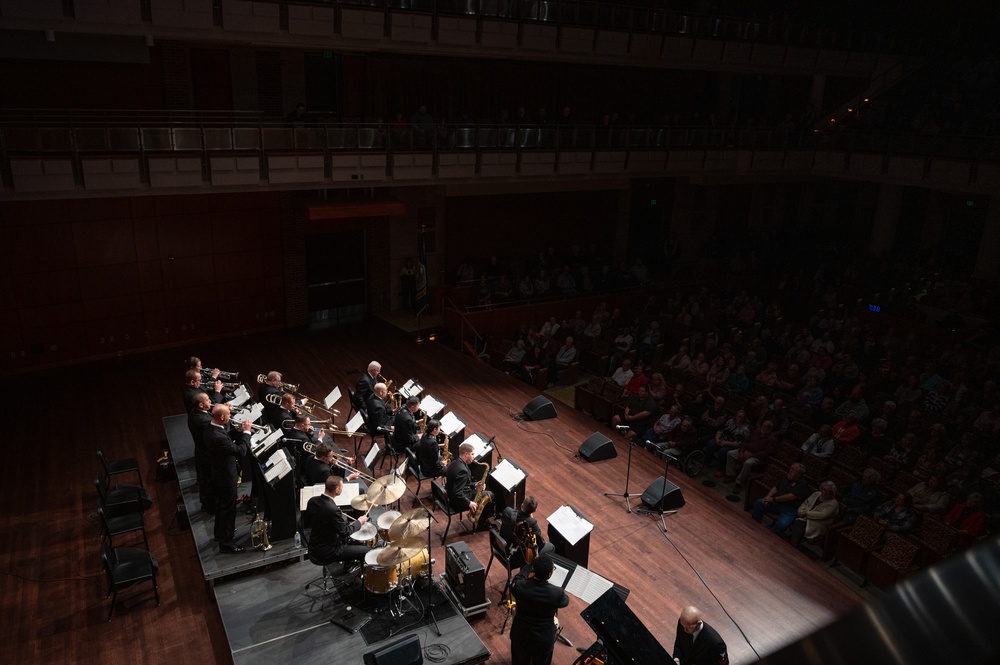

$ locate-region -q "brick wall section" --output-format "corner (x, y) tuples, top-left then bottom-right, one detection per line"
(256, 52), (283, 117)
(158, 41), (193, 110)
(366, 217), (391, 314)
(280, 192), (308, 327)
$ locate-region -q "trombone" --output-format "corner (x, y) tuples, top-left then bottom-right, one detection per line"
(256, 374), (299, 393)
(302, 442), (375, 482)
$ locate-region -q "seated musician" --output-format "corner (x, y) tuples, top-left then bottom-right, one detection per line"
(393, 396), (422, 452)
(274, 393), (301, 433)
(184, 369), (222, 413)
(418, 419), (448, 478)
(306, 476), (370, 565)
(356, 361), (382, 409)
(283, 414), (340, 466)
(365, 382), (394, 437)
(446, 442), (494, 524)
(499, 495), (554, 567)
(302, 442), (368, 492)
(258, 371), (285, 426)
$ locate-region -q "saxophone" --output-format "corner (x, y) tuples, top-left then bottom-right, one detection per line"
(439, 432), (452, 465)
(515, 520), (538, 564)
(468, 461), (492, 526)
(250, 510), (272, 551)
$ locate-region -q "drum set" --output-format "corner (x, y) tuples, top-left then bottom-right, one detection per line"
(347, 473), (435, 616)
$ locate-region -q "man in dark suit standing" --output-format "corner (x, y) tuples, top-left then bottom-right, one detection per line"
(206, 404), (252, 554)
(672, 605), (729, 665)
(187, 391), (215, 512)
(306, 475), (370, 564)
(509, 554), (569, 665)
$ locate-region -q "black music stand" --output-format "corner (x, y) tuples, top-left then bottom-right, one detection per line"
(602, 428), (637, 513)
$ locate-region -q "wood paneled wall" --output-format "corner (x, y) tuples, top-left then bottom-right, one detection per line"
(0, 192), (283, 374)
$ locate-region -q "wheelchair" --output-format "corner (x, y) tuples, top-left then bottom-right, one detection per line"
(643, 442), (706, 477)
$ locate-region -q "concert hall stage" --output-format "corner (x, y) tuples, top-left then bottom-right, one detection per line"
(162, 413), (490, 664)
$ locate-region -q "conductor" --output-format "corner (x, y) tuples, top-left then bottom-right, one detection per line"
(509, 554), (569, 665)
(672, 605), (729, 665)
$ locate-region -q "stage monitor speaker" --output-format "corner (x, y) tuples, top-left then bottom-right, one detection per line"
(578, 432), (617, 462)
(363, 634), (423, 665)
(640, 477), (686, 512)
(523, 395), (556, 421)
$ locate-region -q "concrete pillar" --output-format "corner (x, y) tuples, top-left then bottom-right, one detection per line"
(975, 196), (1000, 282)
(870, 183), (903, 254)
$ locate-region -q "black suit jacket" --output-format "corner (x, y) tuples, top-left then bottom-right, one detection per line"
(302, 455), (346, 486)
(445, 457), (478, 512)
(673, 620), (729, 665)
(307, 493), (358, 561)
(356, 372), (377, 406)
(510, 565), (569, 645)
(205, 424), (249, 491)
(417, 432), (445, 477)
(366, 394), (393, 433)
(393, 408), (420, 450)
(187, 408), (212, 453)
(258, 384), (283, 426)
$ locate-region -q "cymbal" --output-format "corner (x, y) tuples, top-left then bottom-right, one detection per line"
(388, 507), (432, 541)
(367, 474), (407, 506)
(351, 494), (374, 510)
(376, 536), (425, 566)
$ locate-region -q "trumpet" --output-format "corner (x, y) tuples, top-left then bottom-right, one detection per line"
(200, 380), (241, 393)
(201, 367), (239, 381)
(256, 374), (299, 393)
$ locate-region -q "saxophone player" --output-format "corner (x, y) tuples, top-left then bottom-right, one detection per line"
(418, 419), (448, 479)
(446, 442), (493, 524)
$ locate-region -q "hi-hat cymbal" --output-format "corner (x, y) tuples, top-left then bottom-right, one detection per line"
(367, 474), (406, 506)
(388, 507), (432, 541)
(351, 494), (373, 510)
(376, 536), (426, 566)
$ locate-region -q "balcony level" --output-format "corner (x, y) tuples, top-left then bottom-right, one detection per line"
(2, 112), (999, 199)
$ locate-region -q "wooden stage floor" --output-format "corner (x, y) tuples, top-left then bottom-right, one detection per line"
(2, 319), (863, 664)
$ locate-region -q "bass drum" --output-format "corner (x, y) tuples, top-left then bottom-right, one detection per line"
(364, 548), (397, 594)
(396, 547), (429, 584)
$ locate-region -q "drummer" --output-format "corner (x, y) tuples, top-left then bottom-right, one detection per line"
(303, 442), (369, 493)
(306, 476), (370, 566)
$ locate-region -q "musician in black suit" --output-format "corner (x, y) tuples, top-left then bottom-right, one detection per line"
(258, 370), (284, 427)
(355, 361), (381, 407)
(274, 393), (300, 433)
(672, 606), (729, 665)
(393, 395), (422, 451)
(417, 419), (447, 478)
(499, 496), (554, 567)
(206, 404), (252, 553)
(509, 554), (569, 665)
(185, 369), (222, 413)
(446, 442), (493, 520)
(187, 391), (215, 511)
(302, 443), (368, 491)
(306, 475), (370, 564)
(282, 414), (341, 467)
(365, 383), (394, 434)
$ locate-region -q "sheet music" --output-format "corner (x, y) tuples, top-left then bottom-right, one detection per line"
(419, 394), (445, 417)
(264, 449), (292, 483)
(364, 443), (380, 471)
(548, 505), (593, 546)
(400, 379), (423, 398)
(323, 386), (341, 410)
(335, 482), (360, 507)
(299, 483), (325, 511)
(232, 402), (263, 425)
(230, 386), (250, 407)
(549, 564), (570, 589)
(564, 566), (614, 604)
(345, 411), (365, 435)
(251, 425), (270, 445)
(439, 411), (466, 436)
(462, 433), (494, 460)
(252, 428), (282, 458)
(490, 459), (526, 490)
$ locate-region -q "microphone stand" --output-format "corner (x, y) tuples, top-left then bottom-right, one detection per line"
(636, 451), (679, 533)
(602, 426), (637, 514)
(486, 435), (502, 462)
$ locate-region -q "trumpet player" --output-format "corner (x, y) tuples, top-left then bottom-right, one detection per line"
(184, 369), (223, 413)
(207, 403), (252, 554)
(187, 391), (216, 512)
(418, 419), (448, 479)
(303, 442), (368, 493)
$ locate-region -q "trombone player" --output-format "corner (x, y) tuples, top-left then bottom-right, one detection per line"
(303, 442), (369, 493)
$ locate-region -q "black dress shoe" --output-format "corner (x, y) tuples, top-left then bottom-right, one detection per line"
(220, 544), (245, 553)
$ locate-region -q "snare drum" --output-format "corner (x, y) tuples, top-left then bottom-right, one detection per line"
(364, 548), (397, 594)
(396, 547), (429, 583)
(376, 510), (401, 542)
(349, 522), (378, 548)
